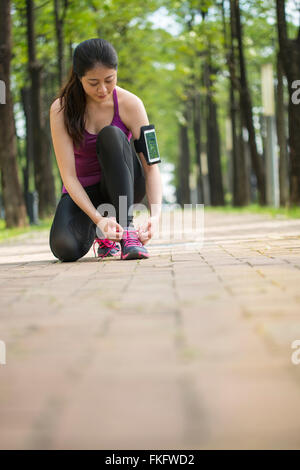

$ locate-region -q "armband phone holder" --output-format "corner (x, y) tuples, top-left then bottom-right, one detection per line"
(133, 125), (161, 165)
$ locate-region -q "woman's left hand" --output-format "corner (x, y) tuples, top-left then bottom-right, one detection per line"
(137, 215), (159, 245)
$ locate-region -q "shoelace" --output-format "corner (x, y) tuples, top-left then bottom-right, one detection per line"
(93, 238), (118, 257)
(122, 229), (142, 248)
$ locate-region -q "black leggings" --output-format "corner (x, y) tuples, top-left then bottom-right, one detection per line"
(49, 125), (146, 262)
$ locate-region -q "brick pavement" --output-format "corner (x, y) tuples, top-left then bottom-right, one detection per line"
(0, 209), (300, 449)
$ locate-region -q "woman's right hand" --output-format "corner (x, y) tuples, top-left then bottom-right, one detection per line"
(96, 216), (124, 242)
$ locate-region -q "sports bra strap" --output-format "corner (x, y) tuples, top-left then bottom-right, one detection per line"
(113, 88), (120, 118)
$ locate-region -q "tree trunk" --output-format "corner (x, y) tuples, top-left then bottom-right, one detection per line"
(54, 0), (70, 87)
(230, 84), (247, 206)
(233, 0), (266, 205)
(204, 62), (225, 206)
(223, 0), (248, 206)
(26, 0), (56, 219)
(0, 0), (27, 228)
(177, 107), (191, 206)
(275, 52), (289, 206)
(21, 87), (33, 211)
(276, 0), (300, 204)
(192, 89), (204, 203)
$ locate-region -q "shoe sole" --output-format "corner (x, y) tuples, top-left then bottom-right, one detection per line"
(121, 251), (149, 260)
(97, 252), (120, 259)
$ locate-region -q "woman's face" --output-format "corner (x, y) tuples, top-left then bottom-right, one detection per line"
(80, 64), (117, 103)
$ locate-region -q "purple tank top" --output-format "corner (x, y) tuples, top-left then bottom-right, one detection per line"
(61, 87), (133, 194)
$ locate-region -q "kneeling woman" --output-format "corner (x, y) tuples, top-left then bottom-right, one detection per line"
(49, 38), (162, 262)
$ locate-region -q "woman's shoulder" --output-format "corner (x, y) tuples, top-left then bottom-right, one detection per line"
(50, 96), (65, 114)
(115, 86), (149, 136)
(115, 86), (143, 110)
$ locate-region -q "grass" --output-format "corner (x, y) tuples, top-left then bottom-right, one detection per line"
(202, 204), (300, 219)
(164, 203), (300, 219)
(0, 217), (53, 243)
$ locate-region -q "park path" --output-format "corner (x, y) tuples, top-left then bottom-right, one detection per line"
(0, 210), (300, 449)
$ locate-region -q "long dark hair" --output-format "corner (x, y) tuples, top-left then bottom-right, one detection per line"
(56, 38), (118, 148)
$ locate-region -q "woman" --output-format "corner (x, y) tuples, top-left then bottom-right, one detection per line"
(49, 38), (162, 262)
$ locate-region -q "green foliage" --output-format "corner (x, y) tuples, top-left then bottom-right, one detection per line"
(9, 0), (296, 205)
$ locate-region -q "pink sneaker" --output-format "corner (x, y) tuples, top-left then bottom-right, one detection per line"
(120, 227), (149, 260)
(93, 238), (120, 258)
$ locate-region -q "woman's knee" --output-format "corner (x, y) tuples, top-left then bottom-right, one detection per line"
(49, 230), (82, 262)
(98, 124), (125, 141)
(96, 125), (127, 158)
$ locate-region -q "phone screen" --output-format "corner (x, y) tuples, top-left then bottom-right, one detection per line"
(144, 129), (160, 162)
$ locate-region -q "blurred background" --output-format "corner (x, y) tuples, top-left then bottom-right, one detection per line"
(0, 0), (300, 229)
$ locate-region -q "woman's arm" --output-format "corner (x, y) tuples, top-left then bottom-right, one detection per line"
(49, 99), (103, 226)
(141, 165), (162, 219)
(125, 95), (163, 219)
